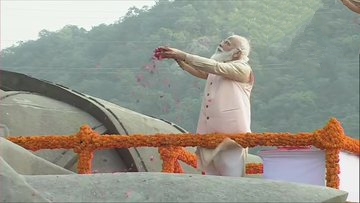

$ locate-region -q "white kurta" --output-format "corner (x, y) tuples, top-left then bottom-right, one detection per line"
(184, 54), (254, 176)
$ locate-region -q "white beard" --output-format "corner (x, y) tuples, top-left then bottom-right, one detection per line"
(210, 47), (235, 62)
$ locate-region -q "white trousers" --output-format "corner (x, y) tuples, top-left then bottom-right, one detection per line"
(196, 138), (247, 177)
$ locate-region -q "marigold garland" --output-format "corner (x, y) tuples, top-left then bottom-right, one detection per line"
(78, 150), (94, 174)
(246, 163), (264, 174)
(325, 149), (341, 189)
(158, 147), (197, 173)
(7, 118), (359, 189)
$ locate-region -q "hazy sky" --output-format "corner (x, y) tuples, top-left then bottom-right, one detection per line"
(0, 0), (156, 50)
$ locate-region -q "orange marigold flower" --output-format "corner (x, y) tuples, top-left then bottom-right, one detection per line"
(6, 118), (359, 189)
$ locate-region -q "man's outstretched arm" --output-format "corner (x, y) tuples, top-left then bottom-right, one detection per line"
(159, 47), (251, 83)
(184, 54), (252, 83)
(341, 0), (360, 14)
(176, 60), (208, 80)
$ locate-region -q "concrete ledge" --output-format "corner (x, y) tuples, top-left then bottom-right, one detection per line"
(25, 172), (348, 202)
(0, 157), (51, 202)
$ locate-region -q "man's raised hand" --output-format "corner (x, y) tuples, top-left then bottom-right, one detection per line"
(157, 46), (187, 61)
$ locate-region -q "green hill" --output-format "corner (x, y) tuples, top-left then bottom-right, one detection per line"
(1, 0), (358, 138)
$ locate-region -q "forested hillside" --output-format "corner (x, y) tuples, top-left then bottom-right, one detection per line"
(1, 0), (359, 138)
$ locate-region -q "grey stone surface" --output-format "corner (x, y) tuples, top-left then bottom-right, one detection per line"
(0, 91), (117, 173)
(0, 91), (199, 174)
(24, 172), (348, 203)
(0, 91), (103, 137)
(0, 157), (50, 202)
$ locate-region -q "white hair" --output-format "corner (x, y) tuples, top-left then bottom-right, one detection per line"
(230, 35), (251, 62)
(210, 35), (251, 62)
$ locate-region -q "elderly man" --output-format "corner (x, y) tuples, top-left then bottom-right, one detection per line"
(158, 35), (254, 177)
